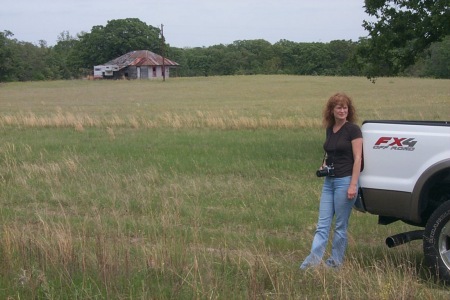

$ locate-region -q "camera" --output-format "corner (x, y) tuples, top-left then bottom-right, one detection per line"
(316, 164), (335, 177)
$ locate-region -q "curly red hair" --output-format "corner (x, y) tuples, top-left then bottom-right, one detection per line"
(322, 92), (357, 128)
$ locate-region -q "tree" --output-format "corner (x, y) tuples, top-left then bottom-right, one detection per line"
(73, 18), (161, 70)
(53, 31), (81, 79)
(274, 40), (334, 75)
(360, 0), (450, 77)
(423, 36), (450, 78)
(407, 36), (450, 78)
(12, 41), (50, 81)
(230, 39), (275, 74)
(0, 30), (15, 81)
(327, 40), (360, 76)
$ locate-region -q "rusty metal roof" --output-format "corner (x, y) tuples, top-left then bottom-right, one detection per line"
(104, 50), (179, 69)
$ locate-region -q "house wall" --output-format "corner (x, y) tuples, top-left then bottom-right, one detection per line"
(139, 66), (169, 79)
(127, 66), (138, 79)
(102, 66), (173, 80)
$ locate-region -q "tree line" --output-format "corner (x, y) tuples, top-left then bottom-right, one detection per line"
(1, 6), (449, 82)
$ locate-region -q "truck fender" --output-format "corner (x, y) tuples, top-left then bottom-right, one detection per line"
(412, 158), (450, 224)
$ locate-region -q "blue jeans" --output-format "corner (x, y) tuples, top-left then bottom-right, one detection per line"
(300, 176), (356, 269)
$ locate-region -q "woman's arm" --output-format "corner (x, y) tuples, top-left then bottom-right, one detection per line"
(347, 137), (363, 199)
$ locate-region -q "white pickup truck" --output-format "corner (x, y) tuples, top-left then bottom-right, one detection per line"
(358, 120), (450, 281)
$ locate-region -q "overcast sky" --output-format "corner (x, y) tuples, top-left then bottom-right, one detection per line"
(1, 0), (370, 48)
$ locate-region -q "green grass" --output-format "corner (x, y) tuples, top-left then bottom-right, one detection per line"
(0, 75), (449, 299)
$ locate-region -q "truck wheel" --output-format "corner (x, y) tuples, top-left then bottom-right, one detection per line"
(424, 200), (450, 282)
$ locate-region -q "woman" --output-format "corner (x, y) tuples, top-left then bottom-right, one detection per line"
(300, 92), (363, 269)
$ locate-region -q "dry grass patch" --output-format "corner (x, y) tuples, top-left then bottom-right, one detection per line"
(0, 76), (449, 298)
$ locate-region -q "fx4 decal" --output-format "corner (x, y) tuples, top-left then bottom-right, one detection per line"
(373, 137), (417, 151)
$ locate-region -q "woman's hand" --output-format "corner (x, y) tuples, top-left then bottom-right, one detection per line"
(347, 184), (357, 200)
(349, 137), (363, 200)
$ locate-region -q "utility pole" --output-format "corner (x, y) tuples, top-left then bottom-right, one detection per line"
(161, 24), (166, 82)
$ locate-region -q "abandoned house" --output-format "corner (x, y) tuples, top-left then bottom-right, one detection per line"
(93, 50), (179, 80)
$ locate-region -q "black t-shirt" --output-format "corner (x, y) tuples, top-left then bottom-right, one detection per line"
(323, 122), (362, 178)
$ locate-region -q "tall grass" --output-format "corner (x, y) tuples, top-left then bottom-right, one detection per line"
(1, 76), (448, 129)
(0, 76), (449, 299)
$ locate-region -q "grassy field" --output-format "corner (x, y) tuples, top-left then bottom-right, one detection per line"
(0, 75), (449, 299)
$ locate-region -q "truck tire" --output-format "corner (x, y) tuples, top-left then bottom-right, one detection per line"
(423, 200), (450, 282)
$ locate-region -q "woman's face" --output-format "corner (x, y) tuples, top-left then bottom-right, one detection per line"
(333, 103), (348, 121)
